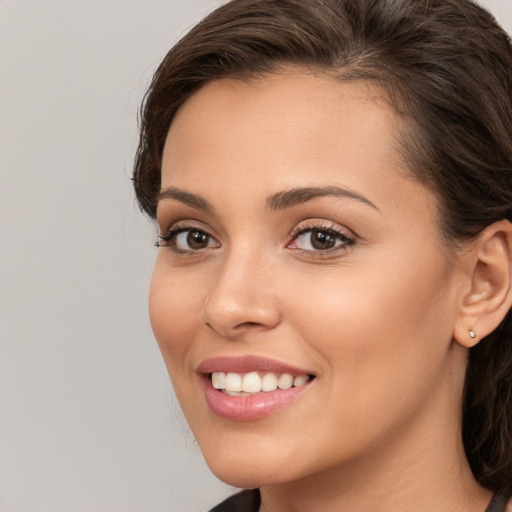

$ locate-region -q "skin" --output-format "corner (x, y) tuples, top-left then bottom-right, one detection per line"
(149, 72), (496, 512)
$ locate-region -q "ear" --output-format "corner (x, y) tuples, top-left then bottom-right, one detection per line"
(453, 219), (512, 348)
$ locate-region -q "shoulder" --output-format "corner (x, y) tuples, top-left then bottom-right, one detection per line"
(208, 489), (260, 512)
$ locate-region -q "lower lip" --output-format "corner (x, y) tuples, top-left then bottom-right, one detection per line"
(203, 378), (312, 421)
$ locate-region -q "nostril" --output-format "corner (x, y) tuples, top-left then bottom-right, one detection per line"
(232, 321), (267, 331)
(202, 294), (282, 336)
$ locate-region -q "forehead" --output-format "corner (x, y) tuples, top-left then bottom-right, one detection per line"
(160, 72), (437, 230)
(164, 72), (403, 179)
(168, 72), (395, 139)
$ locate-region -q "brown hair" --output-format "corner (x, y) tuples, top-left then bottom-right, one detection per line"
(133, 0), (512, 491)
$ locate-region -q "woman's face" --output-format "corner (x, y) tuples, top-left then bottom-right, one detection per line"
(150, 73), (468, 488)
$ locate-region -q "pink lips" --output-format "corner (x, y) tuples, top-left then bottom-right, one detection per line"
(197, 356), (314, 421)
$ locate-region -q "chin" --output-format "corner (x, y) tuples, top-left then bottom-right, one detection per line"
(196, 428), (312, 489)
(207, 466), (265, 489)
(205, 457), (293, 489)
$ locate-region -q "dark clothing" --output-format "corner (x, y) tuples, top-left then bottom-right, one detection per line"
(209, 489), (260, 512)
(209, 488), (510, 512)
(487, 488), (511, 512)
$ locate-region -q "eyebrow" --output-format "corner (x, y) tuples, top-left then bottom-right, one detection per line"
(157, 185), (379, 213)
(157, 187), (214, 212)
(266, 186), (379, 211)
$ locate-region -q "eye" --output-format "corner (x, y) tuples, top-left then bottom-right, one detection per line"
(158, 227), (219, 252)
(288, 225), (355, 252)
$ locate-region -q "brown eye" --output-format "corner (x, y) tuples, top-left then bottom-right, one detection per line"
(309, 230), (337, 250)
(289, 226), (355, 253)
(159, 227), (220, 252)
(186, 230), (210, 249)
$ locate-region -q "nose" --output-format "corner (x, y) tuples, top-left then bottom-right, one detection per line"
(202, 252), (282, 338)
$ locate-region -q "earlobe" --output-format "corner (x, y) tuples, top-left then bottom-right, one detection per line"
(454, 219), (512, 348)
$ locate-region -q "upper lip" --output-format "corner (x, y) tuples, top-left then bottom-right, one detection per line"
(197, 355), (315, 376)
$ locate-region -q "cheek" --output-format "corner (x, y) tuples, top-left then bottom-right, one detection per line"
(266, 254), (459, 467)
(286, 249), (456, 397)
(148, 262), (202, 373)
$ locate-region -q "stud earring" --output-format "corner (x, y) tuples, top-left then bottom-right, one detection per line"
(468, 328), (477, 339)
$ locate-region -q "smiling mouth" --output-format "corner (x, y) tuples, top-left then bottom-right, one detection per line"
(210, 371), (315, 396)
(200, 360), (316, 420)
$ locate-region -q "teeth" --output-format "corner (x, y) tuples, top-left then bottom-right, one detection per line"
(293, 375), (309, 387)
(211, 371), (311, 394)
(261, 372), (278, 392)
(225, 373), (242, 392)
(277, 373), (293, 390)
(242, 372), (262, 393)
(212, 371), (226, 389)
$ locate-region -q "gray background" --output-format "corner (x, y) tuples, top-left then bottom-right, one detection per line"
(1, 1), (510, 511)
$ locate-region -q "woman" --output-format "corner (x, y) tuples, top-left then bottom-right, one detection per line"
(133, 0), (512, 510)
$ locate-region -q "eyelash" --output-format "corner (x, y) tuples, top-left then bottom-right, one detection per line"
(287, 222), (356, 256)
(156, 222), (356, 255)
(156, 224), (217, 252)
